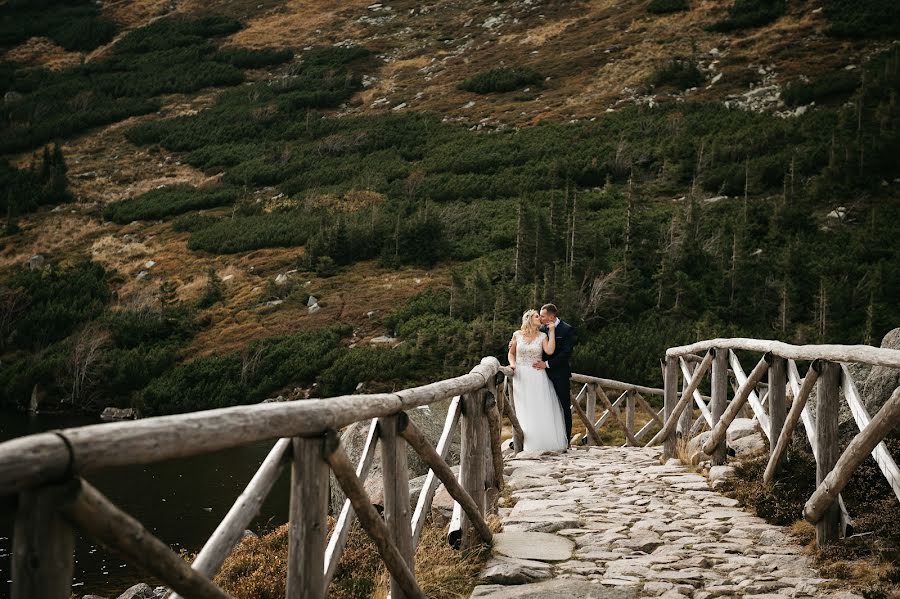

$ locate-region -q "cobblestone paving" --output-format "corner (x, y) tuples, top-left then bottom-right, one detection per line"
(471, 446), (861, 599)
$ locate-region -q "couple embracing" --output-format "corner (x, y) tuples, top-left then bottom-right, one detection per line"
(507, 303), (576, 452)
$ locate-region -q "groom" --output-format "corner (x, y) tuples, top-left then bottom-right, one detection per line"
(531, 303), (576, 443)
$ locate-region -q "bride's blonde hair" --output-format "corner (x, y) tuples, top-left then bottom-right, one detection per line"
(520, 309), (539, 335)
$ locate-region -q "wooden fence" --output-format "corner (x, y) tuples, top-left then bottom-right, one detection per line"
(646, 338), (900, 547)
(3, 338), (899, 598)
(0, 357), (507, 599)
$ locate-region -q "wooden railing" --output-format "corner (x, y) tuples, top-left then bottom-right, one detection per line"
(647, 338), (900, 547)
(0, 357), (507, 599)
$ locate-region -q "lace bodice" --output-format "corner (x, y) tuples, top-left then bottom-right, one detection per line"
(514, 331), (546, 365)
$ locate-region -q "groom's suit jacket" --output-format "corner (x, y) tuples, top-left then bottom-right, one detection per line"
(540, 320), (576, 384)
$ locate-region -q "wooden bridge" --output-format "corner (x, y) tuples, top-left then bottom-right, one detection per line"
(0, 338), (898, 598)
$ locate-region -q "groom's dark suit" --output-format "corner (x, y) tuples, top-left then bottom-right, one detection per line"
(540, 320), (576, 442)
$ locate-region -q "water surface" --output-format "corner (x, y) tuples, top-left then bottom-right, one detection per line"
(0, 410), (291, 598)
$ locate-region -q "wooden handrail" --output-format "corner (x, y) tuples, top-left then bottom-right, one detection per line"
(0, 359), (500, 497)
(667, 338), (900, 368)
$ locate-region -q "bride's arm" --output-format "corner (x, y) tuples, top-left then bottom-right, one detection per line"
(508, 334), (517, 371)
(542, 329), (556, 355)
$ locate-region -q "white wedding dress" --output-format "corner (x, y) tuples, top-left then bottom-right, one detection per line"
(512, 331), (568, 451)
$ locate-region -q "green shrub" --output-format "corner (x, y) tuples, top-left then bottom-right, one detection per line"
(187, 212), (316, 253)
(0, 0), (117, 52)
(5, 261), (110, 350)
(707, 0), (785, 31)
(459, 67), (543, 94)
(103, 184), (240, 223)
(783, 71), (860, 107)
(824, 0), (900, 38)
(0, 144), (71, 216)
(648, 57), (705, 90)
(0, 15), (278, 152)
(215, 47), (294, 68)
(141, 326), (348, 414)
(317, 346), (407, 396)
(647, 0), (689, 14)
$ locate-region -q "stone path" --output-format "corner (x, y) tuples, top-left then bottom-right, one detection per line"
(471, 446), (860, 599)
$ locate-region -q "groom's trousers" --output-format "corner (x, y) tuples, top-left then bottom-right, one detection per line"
(548, 372), (573, 442)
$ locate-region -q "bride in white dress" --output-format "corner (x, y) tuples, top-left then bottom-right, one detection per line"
(507, 309), (568, 451)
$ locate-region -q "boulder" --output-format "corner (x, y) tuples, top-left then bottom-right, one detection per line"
(329, 402), (460, 513)
(726, 418), (758, 443)
(27, 254), (45, 270)
(478, 555), (552, 584)
(116, 583), (155, 599)
(729, 433), (766, 458)
(101, 407), (136, 421)
(860, 328), (900, 414)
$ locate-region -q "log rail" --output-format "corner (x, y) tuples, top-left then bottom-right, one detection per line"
(1, 357), (506, 599)
(653, 337), (900, 547)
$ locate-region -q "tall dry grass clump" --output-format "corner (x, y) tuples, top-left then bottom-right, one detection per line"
(215, 514), (500, 599)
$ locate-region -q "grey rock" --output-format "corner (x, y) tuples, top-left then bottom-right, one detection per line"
(478, 555), (552, 584)
(726, 418), (759, 443)
(27, 254), (45, 270)
(492, 531), (574, 562)
(860, 327), (900, 414)
(470, 578), (638, 598)
(329, 402), (459, 513)
(707, 466), (735, 483)
(116, 583), (155, 599)
(101, 407), (136, 421)
(730, 432), (766, 457)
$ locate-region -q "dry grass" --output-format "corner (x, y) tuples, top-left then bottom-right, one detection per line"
(215, 514), (498, 599)
(2, 36), (83, 70)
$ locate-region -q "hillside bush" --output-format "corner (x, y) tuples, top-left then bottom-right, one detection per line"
(5, 261), (110, 350)
(0, 14), (293, 152)
(648, 57), (705, 90)
(103, 184), (240, 223)
(1, 144), (70, 217)
(707, 0), (785, 31)
(141, 326), (348, 414)
(782, 71), (860, 107)
(0, 0), (117, 52)
(647, 0), (689, 14)
(459, 67), (543, 94)
(824, 0), (900, 38)
(214, 47), (294, 68)
(186, 212), (316, 253)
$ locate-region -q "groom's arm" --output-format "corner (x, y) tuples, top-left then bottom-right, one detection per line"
(547, 327), (576, 370)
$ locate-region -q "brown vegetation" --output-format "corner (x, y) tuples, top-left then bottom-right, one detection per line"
(215, 515), (497, 599)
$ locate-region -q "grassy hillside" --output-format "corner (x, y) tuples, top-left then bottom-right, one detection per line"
(0, 0), (898, 417)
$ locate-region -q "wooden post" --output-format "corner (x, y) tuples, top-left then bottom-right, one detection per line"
(586, 386), (597, 430)
(322, 432), (424, 599)
(459, 392), (486, 550)
(595, 385), (638, 446)
(485, 396), (504, 495)
(710, 348), (728, 466)
(814, 361), (841, 545)
(678, 361), (694, 438)
(651, 351), (712, 448)
(702, 354), (770, 455)
(381, 414), (414, 599)
(663, 355), (678, 459)
(625, 392), (635, 441)
(287, 436), (328, 599)
(805, 385), (900, 523)
(400, 419), (493, 544)
(768, 356), (787, 451)
(573, 385), (604, 446)
(12, 483), (75, 599)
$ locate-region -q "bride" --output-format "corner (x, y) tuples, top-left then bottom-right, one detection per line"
(507, 309), (568, 451)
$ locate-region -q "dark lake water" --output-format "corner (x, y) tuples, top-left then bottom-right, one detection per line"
(0, 410), (292, 598)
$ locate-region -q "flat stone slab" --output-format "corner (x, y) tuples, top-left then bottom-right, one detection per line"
(479, 556), (552, 585)
(492, 531), (574, 562)
(471, 579), (638, 598)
